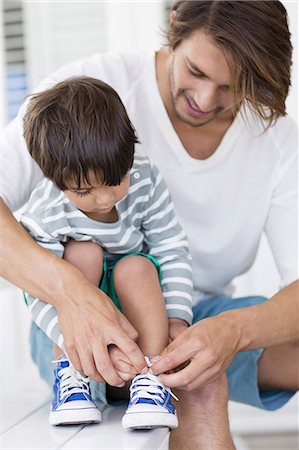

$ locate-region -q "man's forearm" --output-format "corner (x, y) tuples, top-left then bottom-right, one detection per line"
(0, 198), (90, 306)
(221, 280), (299, 352)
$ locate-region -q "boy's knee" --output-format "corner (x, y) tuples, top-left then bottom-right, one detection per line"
(114, 255), (156, 283)
(64, 239), (103, 263)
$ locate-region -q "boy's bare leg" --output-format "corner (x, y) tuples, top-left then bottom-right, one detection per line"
(113, 255), (169, 357)
(169, 373), (236, 450)
(63, 239), (104, 285)
(106, 255), (168, 401)
(53, 239), (104, 360)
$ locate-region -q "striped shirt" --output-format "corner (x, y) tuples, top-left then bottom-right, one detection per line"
(21, 157), (193, 329)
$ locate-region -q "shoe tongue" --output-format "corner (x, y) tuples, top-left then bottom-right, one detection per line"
(58, 359), (70, 369)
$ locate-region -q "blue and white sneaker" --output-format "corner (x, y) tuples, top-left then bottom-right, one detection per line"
(49, 356), (102, 425)
(122, 373), (178, 430)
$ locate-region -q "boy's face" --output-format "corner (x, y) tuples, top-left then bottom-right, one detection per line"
(169, 30), (236, 127)
(64, 171), (130, 216)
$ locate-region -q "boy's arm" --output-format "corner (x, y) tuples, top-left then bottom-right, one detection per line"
(142, 163), (193, 326)
(0, 198), (146, 383)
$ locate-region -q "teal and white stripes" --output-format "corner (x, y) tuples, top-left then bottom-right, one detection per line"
(21, 156), (193, 349)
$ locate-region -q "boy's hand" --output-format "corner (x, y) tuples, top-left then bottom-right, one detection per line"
(168, 318), (189, 342)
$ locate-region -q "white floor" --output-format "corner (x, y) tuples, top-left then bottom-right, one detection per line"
(1, 386), (298, 450)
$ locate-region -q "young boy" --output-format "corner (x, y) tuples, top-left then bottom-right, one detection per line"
(20, 76), (193, 430)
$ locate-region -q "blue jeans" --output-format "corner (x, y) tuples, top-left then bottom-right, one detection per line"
(30, 294), (296, 409)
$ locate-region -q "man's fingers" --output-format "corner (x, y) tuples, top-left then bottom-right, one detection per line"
(118, 312), (139, 341)
(158, 360), (201, 389)
(64, 344), (83, 373)
(114, 331), (147, 374)
(109, 345), (138, 376)
(116, 370), (135, 382)
(150, 343), (193, 376)
(92, 343), (125, 386)
(158, 357), (219, 390)
(60, 304), (144, 384)
(59, 330), (105, 381)
(115, 359), (138, 375)
(74, 342), (105, 382)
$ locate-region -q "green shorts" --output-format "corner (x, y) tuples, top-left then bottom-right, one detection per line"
(99, 253), (161, 310)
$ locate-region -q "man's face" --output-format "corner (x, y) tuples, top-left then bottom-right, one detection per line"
(169, 31), (236, 127)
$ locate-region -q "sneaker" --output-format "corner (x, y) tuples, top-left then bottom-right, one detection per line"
(49, 356), (102, 425)
(122, 373), (178, 430)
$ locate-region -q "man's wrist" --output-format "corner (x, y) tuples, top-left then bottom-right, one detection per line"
(47, 256), (93, 308)
(219, 282), (299, 351)
(218, 308), (253, 353)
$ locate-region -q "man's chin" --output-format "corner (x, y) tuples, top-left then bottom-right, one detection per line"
(175, 110), (218, 128)
(175, 106), (234, 128)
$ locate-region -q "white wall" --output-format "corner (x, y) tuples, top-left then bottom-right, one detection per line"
(23, 1), (165, 90)
(0, 4), (6, 130)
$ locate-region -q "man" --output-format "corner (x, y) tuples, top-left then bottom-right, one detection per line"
(1, 1), (298, 448)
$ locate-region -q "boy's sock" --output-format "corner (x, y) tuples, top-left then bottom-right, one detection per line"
(49, 354), (102, 425)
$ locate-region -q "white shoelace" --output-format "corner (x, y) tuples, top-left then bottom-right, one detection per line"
(52, 358), (90, 401)
(130, 373), (179, 403)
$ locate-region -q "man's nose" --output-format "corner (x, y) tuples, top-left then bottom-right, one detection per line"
(194, 86), (217, 112)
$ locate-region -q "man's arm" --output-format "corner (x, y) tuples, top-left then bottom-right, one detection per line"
(0, 198), (146, 383)
(151, 280), (299, 390)
(231, 280), (299, 350)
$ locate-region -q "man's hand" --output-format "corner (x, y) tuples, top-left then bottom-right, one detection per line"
(57, 282), (147, 386)
(151, 314), (241, 390)
(168, 317), (189, 342)
(109, 344), (139, 381)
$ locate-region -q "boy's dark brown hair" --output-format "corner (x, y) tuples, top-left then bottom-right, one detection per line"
(167, 0), (292, 126)
(23, 76), (138, 190)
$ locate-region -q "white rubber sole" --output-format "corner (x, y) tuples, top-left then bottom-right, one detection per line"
(49, 406), (102, 426)
(122, 411), (178, 430)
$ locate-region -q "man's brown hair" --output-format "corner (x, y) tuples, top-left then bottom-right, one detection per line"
(23, 76), (138, 190)
(167, 0), (292, 126)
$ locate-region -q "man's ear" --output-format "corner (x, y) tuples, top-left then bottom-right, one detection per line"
(169, 10), (176, 25)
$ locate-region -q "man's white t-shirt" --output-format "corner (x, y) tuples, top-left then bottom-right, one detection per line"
(2, 52), (298, 301)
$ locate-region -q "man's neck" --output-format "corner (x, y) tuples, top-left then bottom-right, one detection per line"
(155, 49), (234, 160)
(171, 117), (233, 160)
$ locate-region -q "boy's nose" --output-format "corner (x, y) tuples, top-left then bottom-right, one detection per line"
(96, 193), (113, 207)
